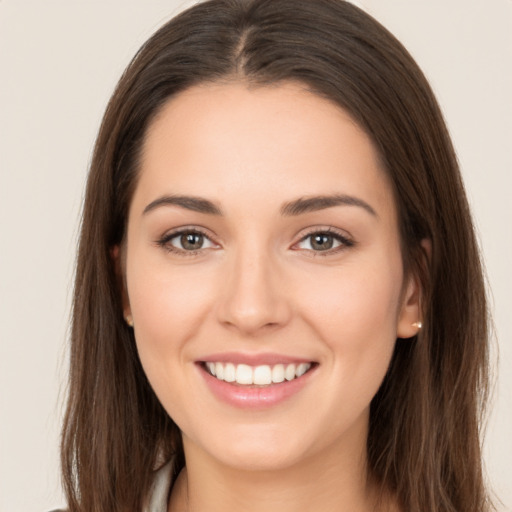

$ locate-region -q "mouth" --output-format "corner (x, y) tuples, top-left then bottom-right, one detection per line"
(196, 353), (319, 408)
(200, 361), (316, 387)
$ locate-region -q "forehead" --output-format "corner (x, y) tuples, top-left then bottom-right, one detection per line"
(134, 81), (396, 220)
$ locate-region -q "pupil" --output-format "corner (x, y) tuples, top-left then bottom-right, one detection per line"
(181, 233), (203, 250)
(312, 234), (333, 250)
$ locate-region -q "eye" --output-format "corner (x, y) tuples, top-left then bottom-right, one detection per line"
(295, 229), (354, 254)
(158, 228), (217, 254)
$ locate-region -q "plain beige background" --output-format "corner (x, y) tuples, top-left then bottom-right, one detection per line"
(0, 1), (510, 511)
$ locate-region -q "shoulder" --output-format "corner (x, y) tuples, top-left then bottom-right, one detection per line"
(45, 459), (175, 512)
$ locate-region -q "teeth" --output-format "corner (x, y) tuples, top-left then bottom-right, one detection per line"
(224, 362), (236, 382)
(272, 364), (285, 383)
(254, 365), (272, 385)
(236, 364), (253, 384)
(205, 362), (312, 386)
(296, 363), (309, 377)
(215, 362), (224, 380)
(285, 363), (296, 381)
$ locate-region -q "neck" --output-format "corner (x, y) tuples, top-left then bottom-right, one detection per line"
(168, 418), (392, 512)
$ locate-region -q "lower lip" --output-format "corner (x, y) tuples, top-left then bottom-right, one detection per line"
(197, 363), (316, 409)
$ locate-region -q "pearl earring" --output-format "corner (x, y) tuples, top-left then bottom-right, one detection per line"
(412, 321), (423, 329)
(125, 314), (134, 327)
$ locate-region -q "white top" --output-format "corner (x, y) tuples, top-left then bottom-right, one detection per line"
(144, 460), (174, 512)
(49, 460), (175, 512)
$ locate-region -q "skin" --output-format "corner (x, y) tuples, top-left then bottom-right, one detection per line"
(120, 82), (421, 512)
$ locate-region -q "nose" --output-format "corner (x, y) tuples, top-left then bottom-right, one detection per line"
(216, 245), (292, 336)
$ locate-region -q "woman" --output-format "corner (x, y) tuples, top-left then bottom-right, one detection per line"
(60, 1), (493, 511)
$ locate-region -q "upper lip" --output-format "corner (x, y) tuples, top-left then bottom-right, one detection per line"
(197, 352), (316, 366)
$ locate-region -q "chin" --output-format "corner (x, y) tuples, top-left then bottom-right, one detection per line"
(186, 427), (309, 472)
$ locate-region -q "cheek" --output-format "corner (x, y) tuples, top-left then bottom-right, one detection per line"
(125, 253), (218, 367)
(301, 254), (402, 330)
(295, 253), (403, 388)
(125, 259), (221, 426)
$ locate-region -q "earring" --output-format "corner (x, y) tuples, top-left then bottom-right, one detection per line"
(412, 321), (423, 329)
(125, 314), (134, 327)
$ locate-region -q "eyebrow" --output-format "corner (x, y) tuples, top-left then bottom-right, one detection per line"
(143, 193), (377, 218)
(280, 194), (378, 218)
(143, 195), (223, 215)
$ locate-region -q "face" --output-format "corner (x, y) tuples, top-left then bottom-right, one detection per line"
(122, 82), (421, 472)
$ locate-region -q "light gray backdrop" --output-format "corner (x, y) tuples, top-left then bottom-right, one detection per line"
(1, 1), (510, 511)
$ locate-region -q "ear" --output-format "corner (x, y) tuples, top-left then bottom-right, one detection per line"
(396, 239), (430, 339)
(110, 245), (132, 323)
(396, 271), (422, 339)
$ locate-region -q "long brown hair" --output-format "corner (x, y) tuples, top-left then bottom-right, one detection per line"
(61, 1), (493, 511)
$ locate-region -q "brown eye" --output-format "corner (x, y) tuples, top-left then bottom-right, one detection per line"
(180, 232), (204, 250)
(310, 233), (334, 251)
(295, 230), (353, 254)
(159, 229), (216, 254)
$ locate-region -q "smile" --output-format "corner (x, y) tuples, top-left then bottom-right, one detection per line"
(197, 358), (318, 409)
(204, 362), (312, 386)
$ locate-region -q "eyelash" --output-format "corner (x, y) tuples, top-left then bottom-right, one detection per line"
(156, 227), (215, 257)
(156, 226), (355, 257)
(294, 227), (355, 257)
